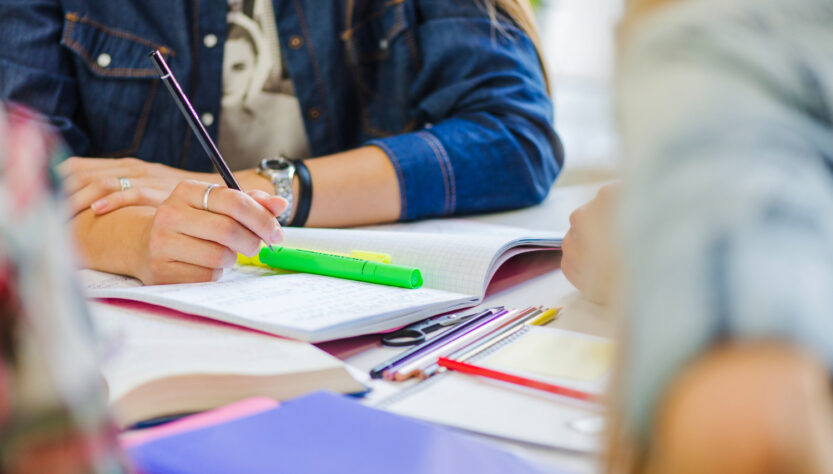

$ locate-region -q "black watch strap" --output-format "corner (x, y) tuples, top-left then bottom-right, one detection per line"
(289, 160), (311, 227)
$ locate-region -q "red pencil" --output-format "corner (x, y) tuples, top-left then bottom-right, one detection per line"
(437, 357), (599, 403)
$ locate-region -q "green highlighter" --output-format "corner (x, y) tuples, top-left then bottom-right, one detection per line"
(258, 246), (423, 289)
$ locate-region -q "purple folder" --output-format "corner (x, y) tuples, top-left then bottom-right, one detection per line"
(128, 391), (558, 474)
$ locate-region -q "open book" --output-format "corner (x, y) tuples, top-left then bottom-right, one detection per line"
(83, 220), (563, 343)
(90, 301), (365, 428)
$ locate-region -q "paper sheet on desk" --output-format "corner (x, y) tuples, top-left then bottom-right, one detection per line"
(378, 372), (603, 453)
(378, 327), (612, 452)
(483, 327), (614, 382)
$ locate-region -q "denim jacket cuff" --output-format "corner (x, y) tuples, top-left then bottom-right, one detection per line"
(368, 131), (456, 221)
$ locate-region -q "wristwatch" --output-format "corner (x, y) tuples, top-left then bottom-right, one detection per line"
(257, 157), (295, 225)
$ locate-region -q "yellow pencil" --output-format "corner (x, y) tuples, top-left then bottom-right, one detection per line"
(527, 307), (560, 326)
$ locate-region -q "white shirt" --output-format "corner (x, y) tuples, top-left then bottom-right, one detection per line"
(218, 0), (311, 171)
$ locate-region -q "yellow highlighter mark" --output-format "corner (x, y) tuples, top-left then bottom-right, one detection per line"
(237, 253), (270, 268)
(239, 248), (394, 268)
(349, 250), (392, 263)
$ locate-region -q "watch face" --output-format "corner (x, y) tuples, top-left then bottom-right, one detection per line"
(264, 159), (291, 171)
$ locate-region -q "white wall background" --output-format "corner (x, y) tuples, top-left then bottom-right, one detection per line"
(537, 0), (624, 184)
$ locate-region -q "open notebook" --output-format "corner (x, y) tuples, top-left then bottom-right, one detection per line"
(90, 302), (365, 428)
(82, 220), (563, 342)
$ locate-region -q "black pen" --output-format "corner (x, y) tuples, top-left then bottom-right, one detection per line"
(149, 50), (240, 190)
(150, 50), (274, 250)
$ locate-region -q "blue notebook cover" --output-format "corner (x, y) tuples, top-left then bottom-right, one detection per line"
(129, 391), (558, 474)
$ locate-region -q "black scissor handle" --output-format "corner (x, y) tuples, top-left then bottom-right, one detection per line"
(380, 310), (489, 347)
(381, 328), (427, 347)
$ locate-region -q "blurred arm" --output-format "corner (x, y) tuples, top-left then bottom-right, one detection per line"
(612, 0), (833, 457)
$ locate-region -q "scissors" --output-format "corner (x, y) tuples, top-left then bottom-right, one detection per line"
(381, 311), (481, 347)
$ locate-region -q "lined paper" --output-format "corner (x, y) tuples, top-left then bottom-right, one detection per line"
(83, 220), (562, 342)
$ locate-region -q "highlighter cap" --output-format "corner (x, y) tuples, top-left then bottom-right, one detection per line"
(373, 264), (423, 289)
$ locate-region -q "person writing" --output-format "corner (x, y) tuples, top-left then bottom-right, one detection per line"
(1, 0), (562, 284)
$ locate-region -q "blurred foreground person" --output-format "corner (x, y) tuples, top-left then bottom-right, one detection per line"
(605, 0), (833, 472)
(0, 104), (125, 473)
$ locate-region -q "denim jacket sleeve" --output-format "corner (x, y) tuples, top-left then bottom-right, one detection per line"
(0, 0), (90, 154)
(368, 2), (563, 220)
(616, 0), (833, 444)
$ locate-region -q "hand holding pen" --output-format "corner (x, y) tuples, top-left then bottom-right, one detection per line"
(134, 181), (285, 284)
(113, 51), (288, 285)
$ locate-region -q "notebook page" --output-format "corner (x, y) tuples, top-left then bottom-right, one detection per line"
(82, 220), (560, 341)
(89, 302), (357, 404)
(79, 264), (274, 292)
(282, 220), (562, 296)
(87, 269), (474, 341)
(80, 269), (143, 290)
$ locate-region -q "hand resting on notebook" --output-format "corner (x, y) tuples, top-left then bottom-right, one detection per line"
(73, 180), (286, 285)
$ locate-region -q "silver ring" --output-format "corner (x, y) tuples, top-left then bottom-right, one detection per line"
(119, 177), (131, 192)
(203, 184), (219, 211)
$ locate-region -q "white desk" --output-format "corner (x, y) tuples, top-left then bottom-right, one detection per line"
(112, 181), (610, 473)
(340, 182), (611, 473)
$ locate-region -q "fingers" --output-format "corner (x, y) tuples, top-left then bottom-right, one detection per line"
(560, 228), (585, 291)
(155, 198), (264, 257)
(139, 259), (222, 285)
(147, 226), (238, 269)
(137, 188), (271, 284)
(246, 190), (288, 217)
(57, 157), (122, 177)
(567, 206), (585, 241)
(67, 176), (124, 216)
(59, 157), (145, 194)
(90, 187), (168, 214)
(171, 181), (284, 245)
(64, 168), (134, 195)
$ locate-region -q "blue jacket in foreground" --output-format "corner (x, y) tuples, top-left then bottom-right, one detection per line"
(0, 0), (563, 220)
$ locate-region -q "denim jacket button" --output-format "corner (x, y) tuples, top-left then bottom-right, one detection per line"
(201, 113), (214, 127)
(203, 34), (218, 48)
(289, 36), (303, 49)
(308, 108), (320, 120)
(96, 53), (111, 68)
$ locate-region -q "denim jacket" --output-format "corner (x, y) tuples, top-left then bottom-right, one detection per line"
(0, 0), (562, 220)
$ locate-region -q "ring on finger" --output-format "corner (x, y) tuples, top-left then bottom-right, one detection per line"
(203, 184), (220, 212)
(119, 177), (131, 192)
